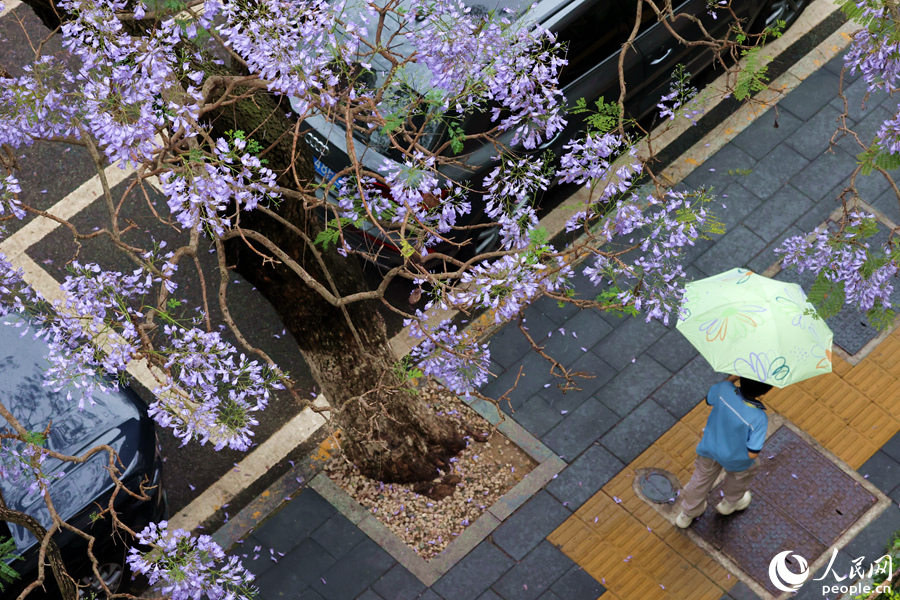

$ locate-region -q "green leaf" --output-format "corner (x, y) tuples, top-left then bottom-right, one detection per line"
(734, 46), (770, 101)
(399, 240), (416, 258)
(0, 536), (22, 592)
(867, 305), (896, 331)
(807, 273), (845, 320)
(382, 113), (404, 135)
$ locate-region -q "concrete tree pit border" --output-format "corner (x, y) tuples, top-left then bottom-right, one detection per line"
(309, 397), (566, 586)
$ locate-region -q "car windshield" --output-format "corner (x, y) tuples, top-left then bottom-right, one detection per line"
(0, 315), (143, 551)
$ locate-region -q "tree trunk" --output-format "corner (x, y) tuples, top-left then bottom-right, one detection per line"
(205, 82), (466, 484)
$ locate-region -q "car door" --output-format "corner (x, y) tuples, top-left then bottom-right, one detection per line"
(538, 0), (645, 152)
(631, 0), (731, 118)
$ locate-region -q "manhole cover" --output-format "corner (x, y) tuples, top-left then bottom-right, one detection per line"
(638, 472), (676, 503)
(690, 426), (878, 597)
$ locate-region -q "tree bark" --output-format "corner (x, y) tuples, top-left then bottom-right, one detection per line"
(0, 492), (77, 600)
(205, 81), (466, 484)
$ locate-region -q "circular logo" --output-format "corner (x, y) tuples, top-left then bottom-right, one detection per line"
(303, 132), (330, 157)
(768, 550), (810, 593)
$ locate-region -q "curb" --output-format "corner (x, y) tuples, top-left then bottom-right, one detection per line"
(307, 396), (566, 586)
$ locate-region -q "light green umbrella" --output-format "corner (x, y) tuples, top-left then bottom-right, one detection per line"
(675, 267), (834, 388)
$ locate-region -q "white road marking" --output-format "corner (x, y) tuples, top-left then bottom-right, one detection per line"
(169, 396), (330, 532)
(1, 165), (333, 534)
(0, 0), (22, 18)
(0, 163), (135, 261)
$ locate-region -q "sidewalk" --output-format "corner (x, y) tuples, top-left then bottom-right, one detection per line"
(217, 29), (900, 600)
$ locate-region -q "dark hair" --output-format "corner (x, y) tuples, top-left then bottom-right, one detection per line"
(739, 377), (773, 399)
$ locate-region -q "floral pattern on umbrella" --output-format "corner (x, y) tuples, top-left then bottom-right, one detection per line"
(676, 267), (834, 387)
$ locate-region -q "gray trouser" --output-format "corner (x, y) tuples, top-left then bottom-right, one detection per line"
(679, 454), (760, 518)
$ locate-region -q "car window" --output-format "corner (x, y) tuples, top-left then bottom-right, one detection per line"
(620, 0), (670, 38)
(554, 0), (632, 88)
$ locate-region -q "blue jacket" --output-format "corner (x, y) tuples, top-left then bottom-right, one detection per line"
(696, 381), (767, 472)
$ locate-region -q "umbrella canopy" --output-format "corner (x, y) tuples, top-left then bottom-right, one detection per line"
(675, 268), (833, 388)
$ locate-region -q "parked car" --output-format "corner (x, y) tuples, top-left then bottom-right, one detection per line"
(0, 314), (167, 599)
(295, 0), (811, 267)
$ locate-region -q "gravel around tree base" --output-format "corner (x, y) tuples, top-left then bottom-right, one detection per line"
(324, 380), (537, 560)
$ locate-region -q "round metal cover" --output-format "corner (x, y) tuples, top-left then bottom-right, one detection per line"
(639, 472), (676, 503)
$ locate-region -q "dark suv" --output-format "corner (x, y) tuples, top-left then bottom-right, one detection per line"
(0, 315), (167, 599)
(297, 0), (809, 266)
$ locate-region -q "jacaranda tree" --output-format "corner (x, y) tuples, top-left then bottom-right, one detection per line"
(1, 0), (895, 597)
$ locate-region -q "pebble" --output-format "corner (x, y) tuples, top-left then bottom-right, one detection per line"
(323, 381), (534, 560)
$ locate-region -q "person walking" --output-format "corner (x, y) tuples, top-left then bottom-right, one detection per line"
(675, 374), (772, 529)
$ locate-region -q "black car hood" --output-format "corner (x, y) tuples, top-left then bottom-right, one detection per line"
(0, 317), (146, 551)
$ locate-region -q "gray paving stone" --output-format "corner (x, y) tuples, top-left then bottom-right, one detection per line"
(741, 143), (812, 198)
(693, 225), (767, 278)
(730, 108), (804, 160)
(790, 145), (857, 203)
(529, 293), (580, 325)
(678, 234), (718, 267)
(599, 399), (676, 464)
(824, 51), (858, 82)
(683, 144), (759, 191)
(520, 306), (558, 345)
(724, 580), (762, 600)
(482, 350), (558, 412)
(416, 590), (445, 600)
(538, 352), (616, 413)
(871, 186), (900, 225)
(779, 68), (842, 121)
(714, 182), (763, 230)
(560, 308), (616, 347)
(829, 74), (892, 122)
(372, 564), (426, 600)
(356, 590), (385, 600)
(540, 398), (619, 460)
(492, 541), (572, 600)
(793, 196), (841, 233)
(254, 489), (337, 554)
(550, 565), (606, 600)
(547, 444), (624, 510)
(835, 104), (894, 166)
(881, 431), (900, 464)
(231, 534), (277, 578)
(844, 505), (900, 573)
(431, 541), (514, 600)
(744, 186), (814, 243)
(650, 355), (722, 420)
(255, 538), (336, 599)
(311, 539), (396, 600)
(536, 592), (563, 600)
(859, 451), (900, 495)
(539, 315), (612, 367)
(591, 315), (668, 370)
(492, 491), (571, 561)
(476, 590), (504, 600)
(646, 327), (698, 373)
(594, 354), (672, 418)
(488, 323), (531, 370)
(783, 104), (844, 162)
(511, 395), (564, 439)
(747, 226), (804, 274)
(299, 590), (327, 600)
(311, 513), (367, 560)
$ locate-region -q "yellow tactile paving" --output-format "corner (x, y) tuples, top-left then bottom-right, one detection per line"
(548, 325), (900, 600)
